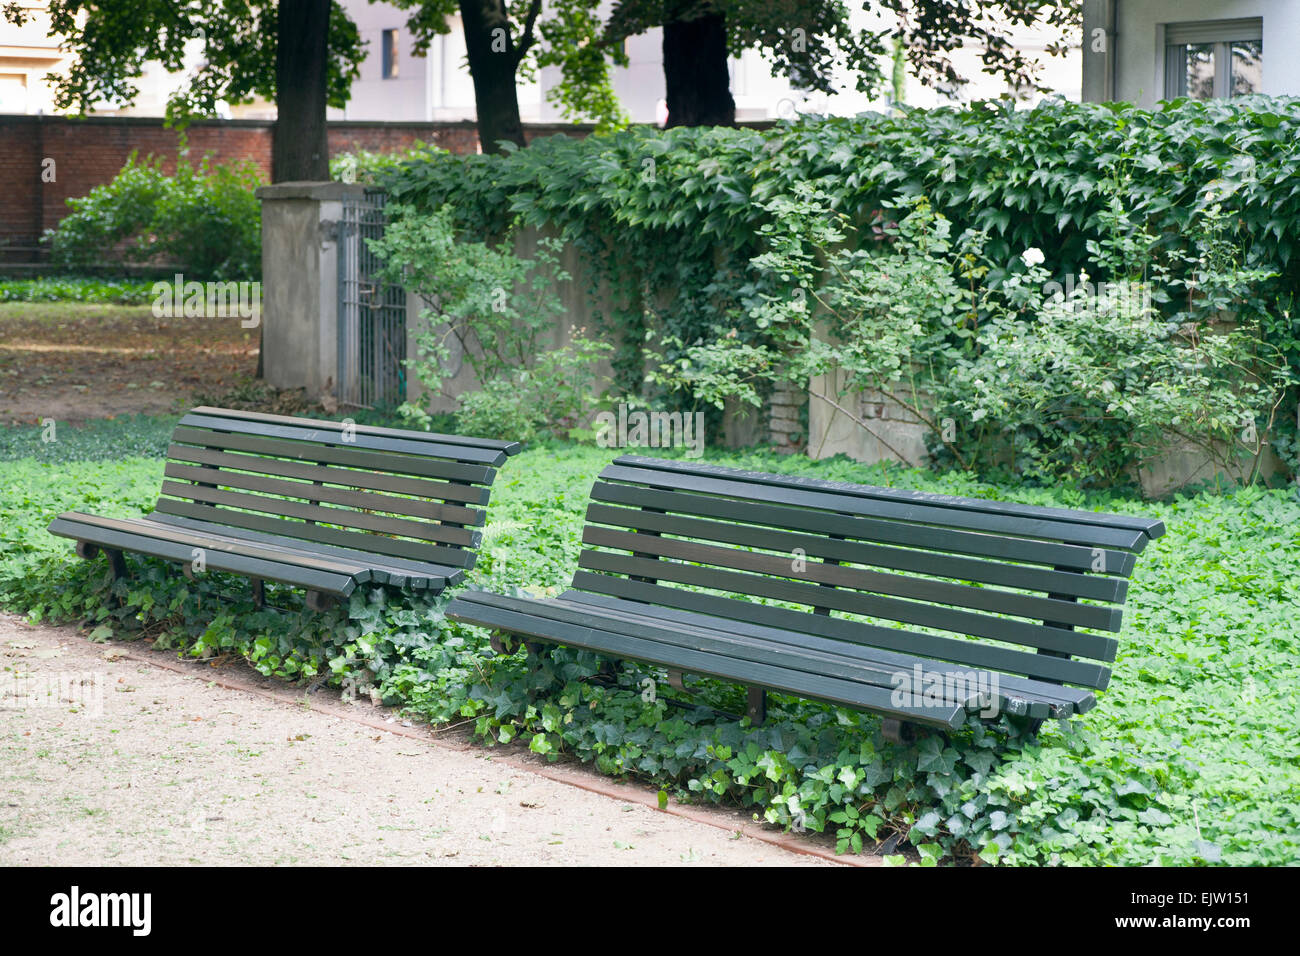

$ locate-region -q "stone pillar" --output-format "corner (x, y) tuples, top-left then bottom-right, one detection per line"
(767, 380), (806, 453)
(255, 181), (367, 399)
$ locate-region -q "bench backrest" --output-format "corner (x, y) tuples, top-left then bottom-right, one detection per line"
(155, 407), (521, 569)
(574, 456), (1165, 690)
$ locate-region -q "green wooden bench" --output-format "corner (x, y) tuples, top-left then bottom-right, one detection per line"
(447, 455), (1164, 737)
(49, 407), (521, 609)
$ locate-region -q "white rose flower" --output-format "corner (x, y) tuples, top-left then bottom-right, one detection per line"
(1021, 247), (1045, 267)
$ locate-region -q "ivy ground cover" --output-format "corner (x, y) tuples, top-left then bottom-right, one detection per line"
(1, 419), (1297, 865)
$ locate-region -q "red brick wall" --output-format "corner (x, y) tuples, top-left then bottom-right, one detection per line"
(0, 115), (590, 261)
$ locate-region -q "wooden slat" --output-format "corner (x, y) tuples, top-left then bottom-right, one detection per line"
(447, 594), (968, 729)
(189, 406), (522, 457)
(164, 462), (485, 526)
(577, 551), (1119, 661)
(151, 513), (462, 587)
(52, 511), (377, 582)
(572, 570), (1109, 692)
(585, 503), (1127, 603)
(166, 444), (490, 505)
(583, 526), (1121, 632)
(152, 498), (478, 569)
(171, 426), (496, 486)
(158, 480), (482, 549)
(179, 412), (507, 466)
(570, 571), (1111, 689)
(590, 482), (1137, 577)
(614, 456), (1166, 539)
(510, 592), (1057, 719)
(599, 464), (1150, 552)
(564, 591), (1096, 717)
(49, 516), (357, 596)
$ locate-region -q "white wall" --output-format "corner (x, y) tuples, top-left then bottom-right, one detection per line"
(1089, 0), (1300, 106)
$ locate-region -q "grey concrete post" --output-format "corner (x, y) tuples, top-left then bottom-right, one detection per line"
(255, 181), (368, 399)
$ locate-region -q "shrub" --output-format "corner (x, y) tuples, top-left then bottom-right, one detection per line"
(45, 151), (262, 280)
(660, 184), (1293, 490)
(369, 203), (612, 442)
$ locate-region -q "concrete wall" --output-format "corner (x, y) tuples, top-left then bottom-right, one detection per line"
(1083, 0), (1300, 106)
(808, 368), (1290, 497)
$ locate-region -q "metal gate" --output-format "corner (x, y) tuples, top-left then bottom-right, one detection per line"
(337, 188), (406, 409)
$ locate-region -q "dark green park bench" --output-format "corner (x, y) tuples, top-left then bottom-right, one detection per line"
(447, 455), (1164, 738)
(49, 406), (521, 610)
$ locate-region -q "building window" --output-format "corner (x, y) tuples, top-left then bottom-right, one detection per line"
(382, 29), (399, 79)
(1164, 19), (1261, 100)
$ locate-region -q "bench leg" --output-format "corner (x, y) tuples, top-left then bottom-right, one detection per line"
(305, 590), (337, 613)
(251, 578), (265, 609)
(881, 718), (917, 745)
(76, 541), (127, 581)
(490, 631), (519, 655)
(747, 687), (766, 725)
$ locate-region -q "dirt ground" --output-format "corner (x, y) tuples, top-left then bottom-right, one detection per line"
(0, 304), (258, 425)
(0, 612), (844, 867)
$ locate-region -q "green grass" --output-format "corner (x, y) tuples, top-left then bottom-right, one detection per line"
(1, 418), (1296, 865)
(0, 277), (160, 305)
(0, 415), (179, 463)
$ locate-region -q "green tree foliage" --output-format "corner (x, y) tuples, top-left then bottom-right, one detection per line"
(2, 0), (365, 179)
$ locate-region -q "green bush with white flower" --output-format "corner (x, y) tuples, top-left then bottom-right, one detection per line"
(653, 184), (1293, 490)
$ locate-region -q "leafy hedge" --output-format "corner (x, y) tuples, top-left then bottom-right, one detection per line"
(381, 95), (1300, 434)
(3, 424), (1297, 865)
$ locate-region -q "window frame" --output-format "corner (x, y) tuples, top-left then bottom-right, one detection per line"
(382, 29), (400, 80)
(1163, 17), (1262, 100)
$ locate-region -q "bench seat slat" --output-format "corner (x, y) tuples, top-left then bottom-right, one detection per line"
(163, 462), (486, 526)
(590, 482), (1138, 577)
(582, 525), (1122, 632)
(520, 591), (1064, 719)
(569, 571), (1111, 689)
(52, 512), (375, 580)
(150, 513), (464, 587)
(153, 496), (478, 569)
(578, 551), (1120, 663)
(600, 464), (1150, 552)
(165, 444), (490, 505)
(446, 593), (968, 729)
(56, 512), (458, 590)
(49, 515), (358, 596)
(170, 426), (496, 486)
(562, 591), (1096, 717)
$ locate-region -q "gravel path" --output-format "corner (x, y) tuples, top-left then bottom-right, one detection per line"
(0, 612), (838, 867)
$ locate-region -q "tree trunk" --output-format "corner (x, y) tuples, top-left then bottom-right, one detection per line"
(459, 0), (527, 153)
(273, 0), (331, 183)
(662, 9), (735, 127)
(264, 0), (330, 379)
